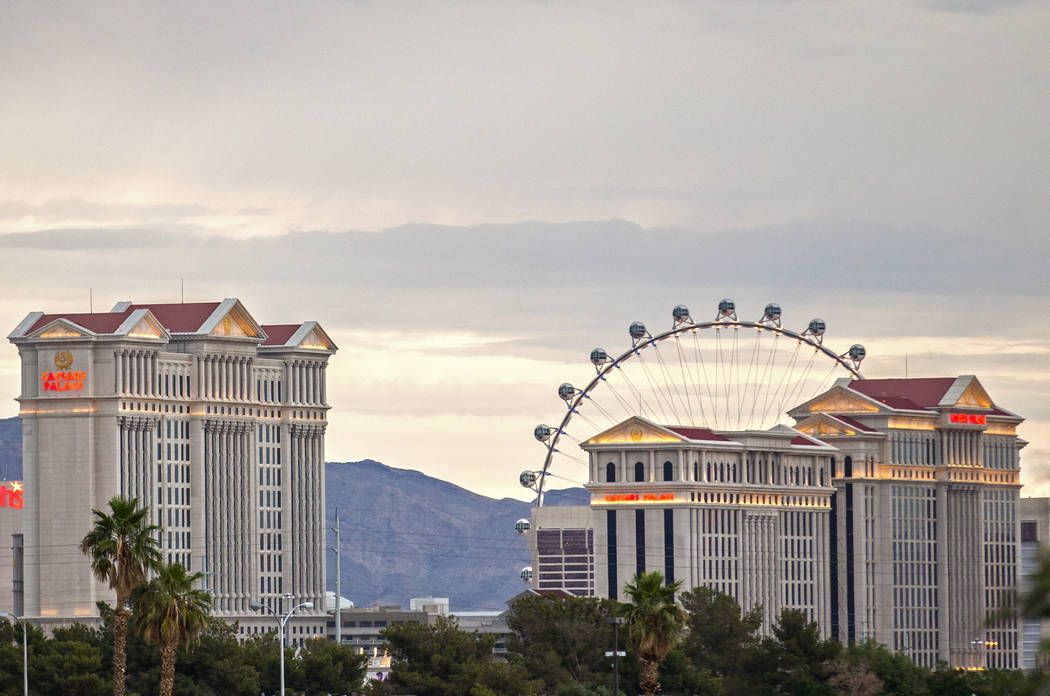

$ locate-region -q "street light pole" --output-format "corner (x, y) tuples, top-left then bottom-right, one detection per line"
(604, 616), (626, 696)
(251, 598), (314, 696)
(0, 612), (28, 696)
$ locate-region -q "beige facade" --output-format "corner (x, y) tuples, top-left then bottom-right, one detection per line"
(7, 299), (336, 638)
(531, 376), (1025, 670)
(532, 416), (837, 635)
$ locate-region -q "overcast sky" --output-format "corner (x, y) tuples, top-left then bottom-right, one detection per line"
(1, 1), (1047, 499)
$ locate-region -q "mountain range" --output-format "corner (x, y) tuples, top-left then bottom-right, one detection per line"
(0, 417), (586, 610)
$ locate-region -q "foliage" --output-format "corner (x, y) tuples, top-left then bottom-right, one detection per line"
(678, 585), (762, 686)
(131, 563), (211, 696)
(383, 615), (541, 696)
(80, 496), (161, 696)
(621, 572), (685, 696)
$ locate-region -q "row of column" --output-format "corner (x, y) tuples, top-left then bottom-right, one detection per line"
(119, 416), (156, 509)
(198, 355), (255, 402)
(203, 421), (253, 614)
(289, 424), (325, 611)
(115, 350), (157, 397)
(942, 430), (980, 467)
(893, 431), (935, 466)
(287, 360), (326, 406)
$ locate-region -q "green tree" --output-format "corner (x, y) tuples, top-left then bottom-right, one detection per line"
(131, 563), (211, 696)
(505, 592), (625, 692)
(289, 635), (368, 695)
(80, 496), (161, 696)
(621, 572), (685, 696)
(383, 616), (540, 696)
(679, 585), (762, 684)
(763, 609), (841, 696)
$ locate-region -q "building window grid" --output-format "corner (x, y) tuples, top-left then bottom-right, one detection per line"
(258, 422), (284, 602)
(535, 528), (595, 596)
(158, 418), (192, 569)
(982, 488), (1018, 669)
(891, 485), (939, 668)
(698, 507), (739, 598)
(780, 510), (817, 621)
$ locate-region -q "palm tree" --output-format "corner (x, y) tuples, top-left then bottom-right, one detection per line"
(622, 571), (685, 696)
(80, 496), (161, 696)
(133, 563), (211, 696)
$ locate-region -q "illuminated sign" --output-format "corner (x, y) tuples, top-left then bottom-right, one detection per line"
(950, 413), (986, 425)
(0, 481), (23, 509)
(41, 371), (85, 392)
(603, 492), (675, 503)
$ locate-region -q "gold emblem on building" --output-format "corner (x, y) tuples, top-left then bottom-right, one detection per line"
(54, 350), (74, 370)
(630, 429), (643, 441)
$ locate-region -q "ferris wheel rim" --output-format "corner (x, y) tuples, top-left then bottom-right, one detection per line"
(534, 318), (864, 505)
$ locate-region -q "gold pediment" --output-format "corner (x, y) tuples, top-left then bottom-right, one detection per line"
(803, 391), (880, 415)
(955, 380), (992, 409)
(38, 324), (86, 339)
(586, 417), (683, 445)
(298, 328), (332, 351)
(210, 307), (262, 338)
(796, 416), (857, 437)
(127, 316), (163, 339)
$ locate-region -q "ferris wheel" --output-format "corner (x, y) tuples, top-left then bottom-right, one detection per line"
(518, 299), (867, 509)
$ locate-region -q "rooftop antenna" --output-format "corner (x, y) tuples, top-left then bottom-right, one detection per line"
(89, 288), (93, 313)
(181, 278), (184, 303)
(905, 353), (909, 379)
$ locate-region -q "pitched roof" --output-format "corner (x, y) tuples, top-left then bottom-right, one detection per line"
(665, 426), (731, 442)
(847, 378), (957, 410)
(28, 310), (133, 335)
(832, 415), (879, 433)
(260, 323), (301, 346)
(125, 302), (221, 334)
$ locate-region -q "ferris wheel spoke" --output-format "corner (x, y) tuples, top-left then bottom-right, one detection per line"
(615, 363), (649, 419)
(777, 348), (820, 422)
(749, 331), (781, 427)
(759, 340), (803, 427)
(601, 373), (640, 418)
(581, 393), (621, 427)
(690, 330), (712, 426)
(736, 328), (763, 428)
(651, 341), (689, 424)
(634, 352), (677, 424)
(551, 449), (590, 467)
(672, 335), (696, 425)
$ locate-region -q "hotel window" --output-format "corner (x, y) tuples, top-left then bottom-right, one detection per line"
(635, 462), (645, 482)
(606, 462), (616, 483)
(663, 461), (673, 481)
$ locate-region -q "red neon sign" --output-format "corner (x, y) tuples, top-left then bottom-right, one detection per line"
(40, 371), (85, 392)
(0, 481), (23, 509)
(950, 413), (986, 425)
(603, 492), (674, 503)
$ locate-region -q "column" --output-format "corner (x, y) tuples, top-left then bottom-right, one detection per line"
(320, 364), (327, 405)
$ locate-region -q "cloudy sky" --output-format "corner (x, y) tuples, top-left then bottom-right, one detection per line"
(1, 1), (1047, 499)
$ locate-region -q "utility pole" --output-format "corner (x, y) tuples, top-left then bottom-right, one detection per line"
(605, 617), (626, 696)
(331, 508), (341, 645)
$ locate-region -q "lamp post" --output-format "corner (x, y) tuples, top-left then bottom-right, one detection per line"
(250, 598), (314, 695)
(604, 616), (626, 696)
(0, 611), (28, 696)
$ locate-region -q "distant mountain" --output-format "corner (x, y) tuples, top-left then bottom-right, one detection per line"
(326, 459), (586, 611)
(0, 417), (20, 481)
(0, 417), (587, 610)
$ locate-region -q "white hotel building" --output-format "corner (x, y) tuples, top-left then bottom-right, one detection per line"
(6, 299), (336, 638)
(531, 376), (1024, 669)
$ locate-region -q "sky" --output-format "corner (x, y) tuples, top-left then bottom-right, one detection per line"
(0, 1), (1047, 500)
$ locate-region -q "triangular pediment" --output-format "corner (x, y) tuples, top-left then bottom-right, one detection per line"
(788, 385), (883, 418)
(585, 416), (684, 445)
(203, 299), (265, 339)
(114, 309), (169, 341)
(30, 318), (92, 339)
(293, 322), (336, 351)
(795, 413), (877, 438)
(951, 377), (993, 409)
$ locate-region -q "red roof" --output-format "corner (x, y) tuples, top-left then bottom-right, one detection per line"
(848, 378), (956, 410)
(790, 435), (824, 446)
(833, 415), (879, 433)
(127, 302), (220, 333)
(261, 324), (301, 346)
(666, 426), (730, 442)
(28, 310), (133, 335)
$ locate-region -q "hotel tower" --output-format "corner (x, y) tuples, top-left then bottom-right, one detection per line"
(7, 299), (336, 639)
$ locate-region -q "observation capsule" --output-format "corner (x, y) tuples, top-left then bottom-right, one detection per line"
(514, 518), (531, 536)
(558, 383), (576, 402)
(590, 348), (608, 366)
(807, 318), (826, 336)
(519, 470), (538, 488)
(520, 566), (533, 584)
(848, 344), (866, 362)
(534, 424), (552, 442)
(672, 304), (691, 323)
(629, 321), (647, 340)
(763, 303), (782, 322)
(718, 298), (735, 315)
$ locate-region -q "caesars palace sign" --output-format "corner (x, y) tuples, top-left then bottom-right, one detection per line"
(0, 481), (23, 509)
(41, 350), (84, 392)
